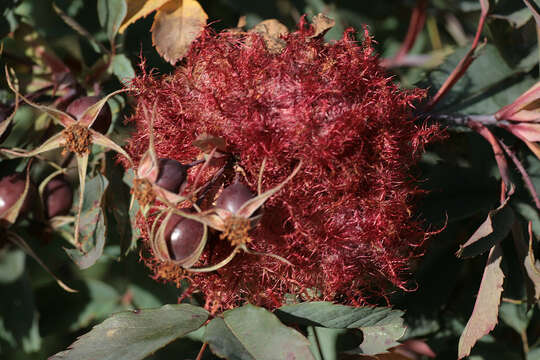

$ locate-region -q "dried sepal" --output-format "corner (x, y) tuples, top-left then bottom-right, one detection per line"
(77, 88), (129, 128)
(5, 66), (76, 128)
(7, 231), (77, 292)
(236, 160), (302, 219)
(38, 167), (68, 207)
(149, 209), (208, 268)
(73, 153), (89, 245)
(167, 160), (302, 272)
(1, 132), (65, 159)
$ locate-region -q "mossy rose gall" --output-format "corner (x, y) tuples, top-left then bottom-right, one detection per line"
(124, 17), (440, 312)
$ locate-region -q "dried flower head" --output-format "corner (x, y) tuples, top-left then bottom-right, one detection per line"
(124, 17), (440, 312)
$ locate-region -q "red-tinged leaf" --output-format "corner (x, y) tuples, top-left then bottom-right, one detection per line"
(118, 0), (170, 34)
(496, 82), (540, 121)
(7, 232), (77, 292)
(506, 123), (540, 142)
(5, 67), (76, 128)
(456, 198), (514, 258)
(512, 220), (540, 306)
(458, 243), (504, 359)
(78, 89), (128, 128)
(503, 124), (540, 160)
(525, 223), (540, 300)
(393, 339), (436, 359)
(506, 109), (540, 122)
(0, 163), (31, 226)
(151, 0), (208, 65)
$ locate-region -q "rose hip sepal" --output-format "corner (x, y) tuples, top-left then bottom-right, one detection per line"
(165, 159), (302, 272)
(131, 103), (215, 215)
(149, 209), (208, 269)
(2, 67), (133, 246)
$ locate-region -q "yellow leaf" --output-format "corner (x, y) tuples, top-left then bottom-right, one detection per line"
(119, 0), (170, 34)
(151, 0), (208, 65)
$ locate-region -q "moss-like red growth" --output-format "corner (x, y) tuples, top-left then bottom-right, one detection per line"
(124, 17), (440, 312)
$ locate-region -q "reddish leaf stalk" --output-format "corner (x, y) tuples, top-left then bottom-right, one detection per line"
(468, 120), (512, 190)
(425, 0), (489, 110)
(382, 0), (427, 68)
(499, 141), (540, 210)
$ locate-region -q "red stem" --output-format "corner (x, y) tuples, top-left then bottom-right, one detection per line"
(381, 0), (427, 68)
(425, 0), (489, 110)
(195, 342), (208, 360)
(468, 120), (512, 190)
(499, 140), (540, 210)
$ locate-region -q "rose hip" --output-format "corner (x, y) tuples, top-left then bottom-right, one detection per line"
(155, 158), (189, 193)
(215, 182), (255, 215)
(0, 173), (32, 216)
(43, 176), (73, 218)
(66, 96), (112, 134)
(163, 213), (205, 261)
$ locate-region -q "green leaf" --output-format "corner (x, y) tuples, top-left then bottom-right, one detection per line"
(65, 174), (109, 269)
(97, 0), (127, 43)
(71, 279), (122, 331)
(122, 168), (141, 254)
(499, 302), (532, 334)
(528, 347), (540, 360)
(50, 304), (208, 360)
(104, 153), (133, 256)
(0, 273), (41, 353)
(456, 204), (514, 258)
(276, 302), (405, 355)
(205, 304), (315, 360)
(0, 248), (25, 284)
(493, 7), (532, 28)
(111, 54), (136, 84)
(423, 44), (537, 114)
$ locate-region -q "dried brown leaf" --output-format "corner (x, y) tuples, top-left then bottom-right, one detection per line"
(151, 0), (208, 65)
(249, 19), (288, 53)
(119, 0), (170, 34)
(458, 244), (504, 359)
(309, 13), (335, 38)
(525, 223), (540, 301)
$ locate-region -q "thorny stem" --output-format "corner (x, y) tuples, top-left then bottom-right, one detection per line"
(195, 342), (208, 360)
(499, 141), (540, 210)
